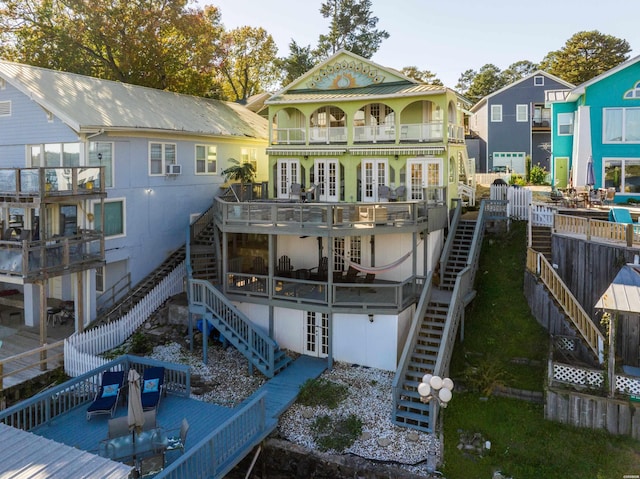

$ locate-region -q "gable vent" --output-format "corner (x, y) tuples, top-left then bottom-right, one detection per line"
(0, 78), (5, 89)
(0, 101), (11, 117)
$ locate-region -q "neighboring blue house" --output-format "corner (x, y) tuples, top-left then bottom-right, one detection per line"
(0, 61), (268, 328)
(469, 71), (573, 174)
(547, 55), (640, 196)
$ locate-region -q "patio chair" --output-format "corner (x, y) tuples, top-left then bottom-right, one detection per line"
(141, 367), (166, 412)
(344, 266), (360, 283)
(394, 185), (407, 201)
(161, 418), (190, 456)
(251, 256), (267, 275)
(378, 185), (390, 202)
(589, 188), (603, 206)
(309, 256), (328, 281)
(289, 183), (302, 201)
(276, 255), (293, 277)
(604, 187), (616, 206)
(86, 370), (125, 420)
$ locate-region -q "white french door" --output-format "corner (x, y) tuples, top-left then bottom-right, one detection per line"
(314, 158), (339, 202)
(361, 159), (388, 202)
(304, 311), (329, 358)
(276, 159), (300, 199)
(407, 158), (443, 201)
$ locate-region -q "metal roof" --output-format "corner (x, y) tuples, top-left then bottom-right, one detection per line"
(0, 423), (132, 479)
(0, 61), (268, 139)
(267, 82), (447, 104)
(595, 264), (640, 313)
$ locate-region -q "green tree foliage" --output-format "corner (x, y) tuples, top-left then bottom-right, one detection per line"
(315, 0), (389, 59)
(540, 30), (630, 84)
(501, 60), (539, 84)
(0, 0), (224, 96)
(464, 64), (506, 104)
(215, 26), (279, 102)
(455, 68), (476, 95)
(278, 40), (318, 87)
(400, 66), (442, 85)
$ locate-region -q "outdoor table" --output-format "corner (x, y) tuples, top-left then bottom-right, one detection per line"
(98, 427), (168, 466)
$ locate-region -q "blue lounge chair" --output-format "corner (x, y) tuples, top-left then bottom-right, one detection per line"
(141, 367), (165, 412)
(609, 208), (634, 224)
(86, 370), (125, 420)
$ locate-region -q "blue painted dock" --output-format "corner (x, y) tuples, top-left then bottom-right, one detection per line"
(25, 355), (327, 477)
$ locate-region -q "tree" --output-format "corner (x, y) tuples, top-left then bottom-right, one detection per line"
(400, 66), (442, 85)
(465, 64), (506, 104)
(0, 0), (224, 96)
(315, 0), (389, 59)
(222, 158), (256, 201)
(278, 40), (317, 87)
(501, 60), (539, 84)
(455, 69), (476, 95)
(540, 30), (630, 84)
(215, 26), (279, 102)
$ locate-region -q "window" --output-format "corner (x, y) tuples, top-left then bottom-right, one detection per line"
(624, 81), (640, 99)
(516, 104), (528, 122)
(604, 158), (640, 193)
(534, 76), (544, 86)
(95, 266), (105, 293)
(603, 107), (640, 143)
(195, 145), (216, 174)
(0, 100), (10, 116)
(94, 199), (125, 238)
(490, 105), (502, 122)
(241, 148), (257, 173)
(557, 113), (574, 135)
(149, 142), (176, 175)
(88, 142), (114, 187)
(28, 142), (81, 167)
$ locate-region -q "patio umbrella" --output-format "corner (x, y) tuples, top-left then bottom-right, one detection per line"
(586, 156), (596, 187)
(127, 368), (145, 435)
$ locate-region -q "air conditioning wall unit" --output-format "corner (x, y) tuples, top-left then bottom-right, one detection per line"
(166, 164), (182, 175)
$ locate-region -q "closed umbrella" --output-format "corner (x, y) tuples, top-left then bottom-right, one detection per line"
(127, 368), (145, 436)
(586, 156), (596, 187)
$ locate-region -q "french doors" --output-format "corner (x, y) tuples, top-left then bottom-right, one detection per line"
(304, 312), (329, 358)
(407, 158), (443, 202)
(361, 159), (389, 202)
(314, 159), (339, 202)
(276, 159), (300, 199)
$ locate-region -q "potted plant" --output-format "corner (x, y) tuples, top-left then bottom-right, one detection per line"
(222, 158), (256, 202)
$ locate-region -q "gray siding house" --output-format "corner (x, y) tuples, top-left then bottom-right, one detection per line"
(469, 71), (573, 174)
(0, 61), (268, 329)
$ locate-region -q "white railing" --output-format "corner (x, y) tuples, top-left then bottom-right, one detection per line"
(507, 187), (532, 220)
(530, 203), (554, 227)
(398, 122), (443, 142)
(551, 361), (640, 396)
(272, 128), (306, 145)
(476, 173), (513, 186)
(64, 261), (186, 377)
(447, 123), (464, 142)
(308, 126), (347, 143)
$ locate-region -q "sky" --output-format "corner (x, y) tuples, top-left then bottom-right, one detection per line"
(195, 0), (640, 88)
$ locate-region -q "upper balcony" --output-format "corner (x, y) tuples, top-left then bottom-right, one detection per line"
(0, 167), (105, 205)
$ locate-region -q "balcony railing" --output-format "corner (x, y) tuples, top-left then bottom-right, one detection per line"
(270, 122), (449, 145)
(0, 167), (105, 198)
(214, 198), (448, 232)
(0, 230), (104, 280)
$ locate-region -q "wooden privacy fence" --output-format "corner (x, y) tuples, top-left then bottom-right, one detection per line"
(0, 340), (64, 392)
(65, 261), (186, 377)
(526, 248), (605, 362)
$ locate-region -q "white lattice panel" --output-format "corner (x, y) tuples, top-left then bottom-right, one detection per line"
(556, 336), (576, 351)
(616, 375), (640, 396)
(553, 363), (604, 388)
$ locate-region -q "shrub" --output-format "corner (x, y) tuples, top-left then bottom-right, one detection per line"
(529, 165), (548, 185)
(311, 413), (363, 452)
(509, 174), (526, 186)
(297, 378), (348, 409)
(129, 331), (153, 355)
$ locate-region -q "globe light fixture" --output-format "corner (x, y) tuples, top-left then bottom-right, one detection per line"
(418, 374), (454, 407)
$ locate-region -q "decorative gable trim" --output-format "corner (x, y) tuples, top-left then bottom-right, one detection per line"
(624, 80), (640, 99)
(0, 100), (11, 117)
(307, 60), (385, 90)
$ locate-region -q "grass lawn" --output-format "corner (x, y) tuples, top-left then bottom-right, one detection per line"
(442, 220), (640, 479)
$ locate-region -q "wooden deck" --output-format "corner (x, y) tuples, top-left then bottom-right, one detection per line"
(0, 305), (73, 390)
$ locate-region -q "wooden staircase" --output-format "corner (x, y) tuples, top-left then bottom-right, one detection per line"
(441, 220), (476, 290)
(531, 225), (552, 259)
(191, 220), (218, 282)
(393, 296), (450, 431)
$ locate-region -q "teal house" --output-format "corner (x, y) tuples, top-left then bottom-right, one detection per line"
(547, 55), (640, 197)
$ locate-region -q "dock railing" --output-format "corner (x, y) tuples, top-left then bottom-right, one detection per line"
(0, 340), (64, 392)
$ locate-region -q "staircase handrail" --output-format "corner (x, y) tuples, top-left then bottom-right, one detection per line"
(391, 270), (434, 404)
(189, 279), (277, 375)
(527, 248), (605, 361)
(190, 203), (216, 243)
(438, 200), (462, 285)
(96, 272), (131, 314)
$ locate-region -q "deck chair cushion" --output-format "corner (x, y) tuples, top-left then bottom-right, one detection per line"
(102, 384), (120, 397)
(143, 379), (160, 393)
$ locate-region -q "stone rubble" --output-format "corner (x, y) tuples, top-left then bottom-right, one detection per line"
(150, 342), (441, 476)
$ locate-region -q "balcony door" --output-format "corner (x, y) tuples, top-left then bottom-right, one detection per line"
(276, 159), (300, 199)
(361, 159), (389, 202)
(314, 159), (339, 202)
(407, 158), (443, 201)
(304, 312), (329, 358)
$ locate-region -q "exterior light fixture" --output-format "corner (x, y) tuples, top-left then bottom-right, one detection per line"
(368, 313), (374, 323)
(418, 374), (454, 407)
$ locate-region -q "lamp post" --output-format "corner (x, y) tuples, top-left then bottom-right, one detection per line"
(417, 374), (454, 407)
